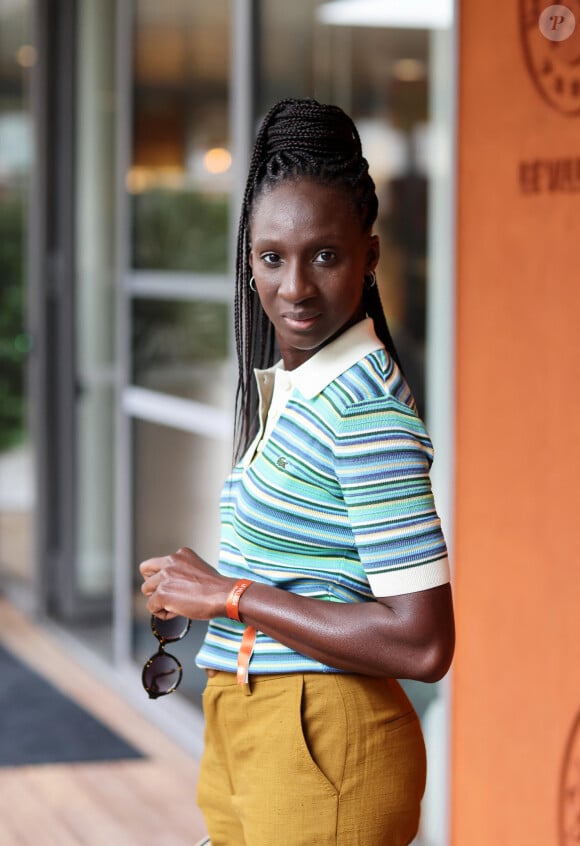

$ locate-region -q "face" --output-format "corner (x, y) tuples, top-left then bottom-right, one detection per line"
(249, 178), (379, 370)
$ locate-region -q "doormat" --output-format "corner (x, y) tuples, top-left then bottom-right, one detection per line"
(0, 643), (144, 767)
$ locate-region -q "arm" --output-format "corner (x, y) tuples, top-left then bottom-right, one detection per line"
(140, 547), (454, 683)
(234, 578), (454, 682)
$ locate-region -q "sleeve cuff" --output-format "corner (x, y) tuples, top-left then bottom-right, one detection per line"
(367, 556), (451, 597)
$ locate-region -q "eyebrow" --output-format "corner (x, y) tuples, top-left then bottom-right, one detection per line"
(251, 232), (344, 248)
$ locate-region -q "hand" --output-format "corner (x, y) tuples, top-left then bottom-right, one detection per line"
(139, 547), (233, 621)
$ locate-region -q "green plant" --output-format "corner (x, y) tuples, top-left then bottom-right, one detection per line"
(132, 189), (229, 272)
(0, 193), (27, 451)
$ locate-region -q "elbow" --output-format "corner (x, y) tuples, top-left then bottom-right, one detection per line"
(375, 583), (455, 682)
(416, 628), (455, 683)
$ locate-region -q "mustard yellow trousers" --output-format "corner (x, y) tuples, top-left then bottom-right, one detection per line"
(197, 671), (426, 846)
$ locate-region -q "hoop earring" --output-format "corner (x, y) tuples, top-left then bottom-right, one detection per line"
(249, 276), (257, 292)
(365, 271), (377, 289)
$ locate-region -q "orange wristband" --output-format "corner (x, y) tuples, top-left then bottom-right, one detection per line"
(237, 625), (257, 685)
(226, 578), (254, 622)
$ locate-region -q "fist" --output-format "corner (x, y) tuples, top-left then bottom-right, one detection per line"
(139, 547), (231, 621)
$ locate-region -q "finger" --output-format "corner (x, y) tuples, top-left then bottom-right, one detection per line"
(139, 557), (163, 578)
(147, 598), (166, 617)
(146, 596), (178, 620)
(175, 546), (194, 558)
(141, 578), (154, 597)
(140, 567), (161, 593)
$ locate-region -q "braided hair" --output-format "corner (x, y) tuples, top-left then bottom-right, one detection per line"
(233, 98), (402, 461)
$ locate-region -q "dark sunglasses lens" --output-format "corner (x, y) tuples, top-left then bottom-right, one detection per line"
(142, 652), (182, 699)
(150, 615), (191, 643)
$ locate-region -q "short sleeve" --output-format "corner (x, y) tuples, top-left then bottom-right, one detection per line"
(334, 396), (450, 597)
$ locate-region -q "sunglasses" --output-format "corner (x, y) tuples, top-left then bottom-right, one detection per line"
(141, 615), (191, 699)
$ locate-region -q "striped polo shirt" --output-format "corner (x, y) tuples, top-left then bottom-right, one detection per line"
(195, 318), (450, 675)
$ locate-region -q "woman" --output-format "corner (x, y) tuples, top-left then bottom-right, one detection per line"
(140, 98), (455, 846)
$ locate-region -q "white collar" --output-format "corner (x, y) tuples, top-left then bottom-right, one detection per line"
(254, 318), (384, 400)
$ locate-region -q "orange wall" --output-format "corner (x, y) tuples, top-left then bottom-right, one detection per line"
(452, 2), (580, 844)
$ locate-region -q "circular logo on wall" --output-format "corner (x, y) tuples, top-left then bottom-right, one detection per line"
(520, 1), (580, 116)
(539, 5), (576, 40)
(559, 710), (580, 845)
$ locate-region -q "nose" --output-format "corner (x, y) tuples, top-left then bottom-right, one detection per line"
(279, 261), (315, 302)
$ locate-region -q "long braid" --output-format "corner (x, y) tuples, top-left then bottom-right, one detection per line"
(233, 98), (402, 461)
(233, 103), (282, 459)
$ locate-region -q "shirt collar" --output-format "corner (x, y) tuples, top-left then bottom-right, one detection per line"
(255, 318), (384, 400)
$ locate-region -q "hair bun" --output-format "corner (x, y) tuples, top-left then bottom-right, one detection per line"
(263, 98), (362, 167)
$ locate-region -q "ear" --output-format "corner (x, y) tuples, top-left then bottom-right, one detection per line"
(248, 250), (254, 271)
(366, 234), (380, 273)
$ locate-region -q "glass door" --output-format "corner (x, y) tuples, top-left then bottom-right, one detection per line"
(118, 0), (234, 706)
(0, 0), (35, 601)
(71, 0), (117, 645)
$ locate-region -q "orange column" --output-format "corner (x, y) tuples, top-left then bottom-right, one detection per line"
(452, 2), (580, 844)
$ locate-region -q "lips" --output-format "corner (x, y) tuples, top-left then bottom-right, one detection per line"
(283, 312), (321, 330)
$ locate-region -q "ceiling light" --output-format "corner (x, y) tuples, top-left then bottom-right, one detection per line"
(16, 45), (37, 68)
(393, 58), (426, 81)
(203, 147), (232, 175)
(317, 0), (453, 30)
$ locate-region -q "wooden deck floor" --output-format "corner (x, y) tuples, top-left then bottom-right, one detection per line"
(0, 599), (208, 846)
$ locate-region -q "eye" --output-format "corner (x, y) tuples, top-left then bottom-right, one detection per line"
(314, 250), (336, 265)
(261, 252), (282, 267)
